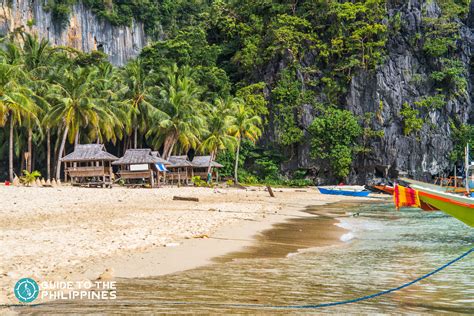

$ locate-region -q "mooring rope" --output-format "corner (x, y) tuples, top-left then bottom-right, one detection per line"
(3, 246), (472, 310)
(150, 246), (473, 310)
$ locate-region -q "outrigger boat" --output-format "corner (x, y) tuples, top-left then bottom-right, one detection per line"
(318, 186), (370, 197)
(394, 144), (474, 227)
(372, 185), (395, 195)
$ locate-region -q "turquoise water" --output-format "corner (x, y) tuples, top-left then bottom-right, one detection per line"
(16, 203), (474, 314)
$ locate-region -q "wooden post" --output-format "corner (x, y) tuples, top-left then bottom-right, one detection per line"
(266, 185), (275, 197)
(150, 168), (155, 187)
(64, 162), (68, 183)
(109, 163), (113, 186)
(102, 160), (106, 186)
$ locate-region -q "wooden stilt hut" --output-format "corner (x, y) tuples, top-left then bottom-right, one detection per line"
(191, 155), (224, 182)
(61, 144), (118, 187)
(113, 149), (168, 187)
(167, 155), (193, 185)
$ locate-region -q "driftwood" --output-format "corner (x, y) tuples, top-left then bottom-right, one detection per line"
(266, 185), (275, 197)
(173, 196), (199, 202)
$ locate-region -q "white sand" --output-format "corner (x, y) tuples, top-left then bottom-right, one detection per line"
(0, 185), (378, 305)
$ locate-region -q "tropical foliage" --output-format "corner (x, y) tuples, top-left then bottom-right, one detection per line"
(2, 0), (472, 184)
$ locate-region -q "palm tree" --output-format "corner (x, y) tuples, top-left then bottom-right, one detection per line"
(90, 63), (128, 145)
(147, 64), (207, 159)
(199, 99), (237, 182)
(122, 58), (156, 149)
(0, 61), (37, 181)
(229, 100), (262, 183)
(46, 66), (103, 180)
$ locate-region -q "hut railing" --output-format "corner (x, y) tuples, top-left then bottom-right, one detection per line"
(66, 166), (108, 177)
(118, 170), (152, 179)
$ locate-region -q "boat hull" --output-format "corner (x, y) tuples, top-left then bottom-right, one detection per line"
(415, 188), (474, 227)
(318, 187), (370, 197)
(373, 185), (394, 195)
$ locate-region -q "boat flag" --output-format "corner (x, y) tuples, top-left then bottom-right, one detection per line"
(394, 184), (421, 209)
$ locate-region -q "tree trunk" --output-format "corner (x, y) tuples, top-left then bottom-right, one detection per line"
(162, 132), (177, 160)
(27, 128), (32, 172)
(47, 129), (51, 180)
(134, 127), (138, 149)
(234, 140), (241, 183)
(167, 142), (175, 159)
(56, 126), (69, 180)
(74, 130), (79, 148)
(207, 151), (215, 183)
(9, 118), (14, 181)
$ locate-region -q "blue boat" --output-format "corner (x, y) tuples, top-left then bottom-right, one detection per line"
(317, 187), (371, 197)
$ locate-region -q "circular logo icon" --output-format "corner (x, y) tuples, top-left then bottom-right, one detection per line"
(14, 278), (39, 303)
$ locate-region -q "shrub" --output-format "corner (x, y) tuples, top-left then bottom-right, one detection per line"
(414, 94), (446, 110)
(400, 103), (423, 135)
(191, 176), (208, 187)
(20, 170), (41, 186)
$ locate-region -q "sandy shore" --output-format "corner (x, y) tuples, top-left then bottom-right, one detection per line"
(0, 184), (380, 305)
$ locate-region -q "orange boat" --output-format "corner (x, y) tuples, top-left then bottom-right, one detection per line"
(373, 185), (395, 195)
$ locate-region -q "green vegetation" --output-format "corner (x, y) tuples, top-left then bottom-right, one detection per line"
(0, 32), (261, 183)
(449, 121), (474, 162)
(308, 108), (362, 179)
(414, 94), (446, 110)
(430, 58), (467, 95)
(191, 175), (208, 187)
(400, 103), (423, 136)
(19, 170), (41, 186)
(3, 0), (472, 183)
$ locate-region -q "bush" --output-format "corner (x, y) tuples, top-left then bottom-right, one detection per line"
(400, 103), (423, 135)
(191, 176), (208, 187)
(414, 94), (446, 110)
(20, 170), (41, 186)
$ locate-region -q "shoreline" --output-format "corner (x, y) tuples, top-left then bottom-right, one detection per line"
(0, 185), (385, 305)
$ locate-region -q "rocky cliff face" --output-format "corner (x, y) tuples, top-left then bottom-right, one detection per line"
(347, 0), (474, 182)
(280, 0), (474, 184)
(0, 0), (146, 66)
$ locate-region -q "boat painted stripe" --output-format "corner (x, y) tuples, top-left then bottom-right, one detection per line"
(417, 190), (474, 209)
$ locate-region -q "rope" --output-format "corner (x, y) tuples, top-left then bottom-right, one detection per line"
(3, 246), (472, 310)
(150, 246), (474, 310)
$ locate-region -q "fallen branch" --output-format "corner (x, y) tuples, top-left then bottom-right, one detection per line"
(173, 196), (199, 202)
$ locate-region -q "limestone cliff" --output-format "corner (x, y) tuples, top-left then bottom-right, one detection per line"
(0, 0), (146, 65)
(271, 0), (474, 184)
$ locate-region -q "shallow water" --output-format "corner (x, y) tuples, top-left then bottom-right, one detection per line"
(17, 202), (474, 314)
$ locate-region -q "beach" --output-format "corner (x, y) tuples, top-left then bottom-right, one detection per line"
(0, 185), (375, 306)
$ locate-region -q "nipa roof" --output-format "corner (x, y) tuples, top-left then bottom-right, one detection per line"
(113, 149), (170, 165)
(191, 155), (224, 168)
(61, 144), (118, 162)
(168, 155), (193, 168)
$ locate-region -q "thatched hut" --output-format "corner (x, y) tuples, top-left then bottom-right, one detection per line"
(191, 155), (224, 182)
(113, 149), (169, 186)
(61, 144), (118, 187)
(167, 155), (193, 185)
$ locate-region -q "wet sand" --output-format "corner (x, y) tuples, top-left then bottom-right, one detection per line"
(0, 184), (385, 307)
